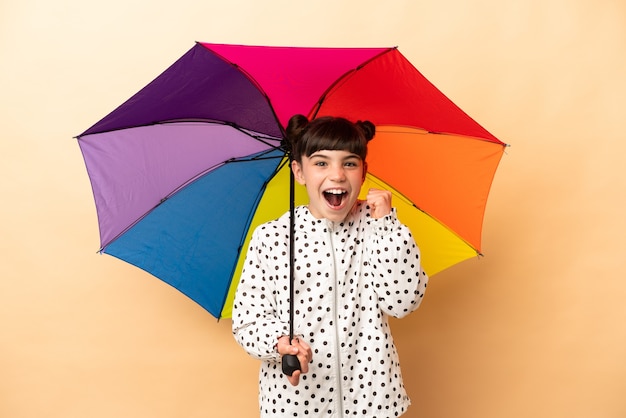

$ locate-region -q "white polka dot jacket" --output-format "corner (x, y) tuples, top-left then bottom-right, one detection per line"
(232, 201), (428, 417)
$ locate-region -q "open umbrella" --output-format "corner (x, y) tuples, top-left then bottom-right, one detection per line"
(77, 42), (506, 321)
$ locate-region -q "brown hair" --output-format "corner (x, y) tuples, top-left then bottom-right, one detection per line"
(285, 114), (375, 163)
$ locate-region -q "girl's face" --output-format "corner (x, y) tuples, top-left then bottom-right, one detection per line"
(291, 149), (366, 222)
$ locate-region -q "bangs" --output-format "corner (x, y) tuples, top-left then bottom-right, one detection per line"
(300, 118), (368, 160)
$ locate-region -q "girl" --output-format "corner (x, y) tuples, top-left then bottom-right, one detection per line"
(232, 114), (428, 417)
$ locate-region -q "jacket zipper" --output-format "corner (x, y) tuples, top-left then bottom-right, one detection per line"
(327, 224), (344, 416)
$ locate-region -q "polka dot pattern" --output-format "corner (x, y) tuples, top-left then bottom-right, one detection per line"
(232, 201), (428, 417)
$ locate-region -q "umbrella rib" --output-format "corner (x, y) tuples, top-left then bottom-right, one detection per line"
(166, 148), (284, 200)
(76, 119), (284, 145)
(216, 156), (291, 316)
(99, 150), (285, 253)
(199, 43), (287, 139)
(310, 47), (397, 119)
(372, 125), (510, 148)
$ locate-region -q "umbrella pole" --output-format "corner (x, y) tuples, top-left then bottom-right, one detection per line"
(282, 167), (301, 377)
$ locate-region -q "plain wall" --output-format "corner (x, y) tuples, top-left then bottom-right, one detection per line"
(1, 0), (625, 417)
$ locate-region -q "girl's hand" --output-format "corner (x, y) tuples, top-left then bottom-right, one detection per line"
(366, 188), (392, 219)
(277, 336), (312, 386)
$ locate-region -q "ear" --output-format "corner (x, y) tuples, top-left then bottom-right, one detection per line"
(291, 160), (306, 185)
(361, 161), (368, 183)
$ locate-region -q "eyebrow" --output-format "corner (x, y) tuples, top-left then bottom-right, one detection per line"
(309, 151), (361, 160)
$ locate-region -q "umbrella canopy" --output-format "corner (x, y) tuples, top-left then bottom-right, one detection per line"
(77, 42), (506, 319)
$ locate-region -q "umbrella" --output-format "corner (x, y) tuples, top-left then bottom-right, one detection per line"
(77, 42), (506, 321)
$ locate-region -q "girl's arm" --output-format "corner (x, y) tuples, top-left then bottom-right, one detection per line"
(367, 208), (429, 318)
(231, 231), (290, 362)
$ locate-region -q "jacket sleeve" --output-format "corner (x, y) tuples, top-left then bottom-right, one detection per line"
(231, 229), (290, 362)
(366, 208), (428, 318)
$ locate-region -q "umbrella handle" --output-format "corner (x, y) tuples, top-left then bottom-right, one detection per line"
(282, 164), (301, 378)
(282, 156), (302, 378)
(282, 354), (301, 376)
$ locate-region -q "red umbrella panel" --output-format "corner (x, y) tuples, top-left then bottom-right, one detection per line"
(77, 43), (506, 318)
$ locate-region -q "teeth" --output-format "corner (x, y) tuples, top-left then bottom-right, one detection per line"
(325, 189), (346, 195)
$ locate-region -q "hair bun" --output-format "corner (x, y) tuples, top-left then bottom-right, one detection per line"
(283, 114), (309, 154)
(356, 120), (376, 141)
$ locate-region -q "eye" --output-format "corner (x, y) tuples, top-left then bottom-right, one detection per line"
(314, 161), (327, 167)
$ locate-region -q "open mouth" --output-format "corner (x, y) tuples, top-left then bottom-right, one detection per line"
(324, 189), (347, 208)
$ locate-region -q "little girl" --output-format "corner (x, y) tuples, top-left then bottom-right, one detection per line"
(232, 114), (428, 417)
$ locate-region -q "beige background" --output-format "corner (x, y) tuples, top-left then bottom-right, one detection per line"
(1, 0), (625, 417)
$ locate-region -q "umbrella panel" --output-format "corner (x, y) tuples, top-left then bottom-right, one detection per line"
(81, 44), (283, 138)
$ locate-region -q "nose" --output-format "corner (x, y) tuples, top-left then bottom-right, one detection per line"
(329, 164), (346, 181)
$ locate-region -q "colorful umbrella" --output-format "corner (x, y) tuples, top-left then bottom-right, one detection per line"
(77, 42), (506, 319)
